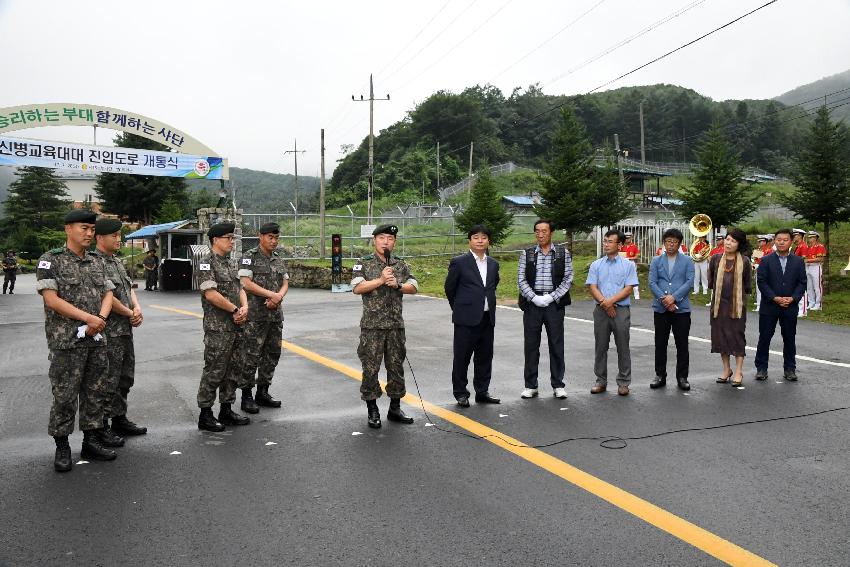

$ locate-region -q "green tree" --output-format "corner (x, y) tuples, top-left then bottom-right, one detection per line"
(154, 196), (186, 223)
(94, 133), (187, 224)
(783, 105), (850, 292)
(1, 166), (70, 234)
(534, 108), (632, 252)
(454, 166), (513, 247)
(679, 120), (758, 230)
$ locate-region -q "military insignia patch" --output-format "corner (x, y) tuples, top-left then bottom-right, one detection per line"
(241, 258), (252, 265)
(352, 264), (362, 271)
(199, 263), (211, 271)
(38, 260), (51, 269)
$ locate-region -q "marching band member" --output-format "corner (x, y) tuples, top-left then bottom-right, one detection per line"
(805, 231), (826, 311)
(622, 232), (641, 300)
(792, 229), (809, 317)
(691, 235), (710, 295)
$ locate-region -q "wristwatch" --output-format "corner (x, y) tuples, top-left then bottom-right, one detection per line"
(232, 306), (239, 314)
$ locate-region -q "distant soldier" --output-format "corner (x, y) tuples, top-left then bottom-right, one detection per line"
(805, 231), (826, 311)
(238, 222), (288, 413)
(196, 222), (251, 432)
(621, 232), (640, 299)
(2, 249), (17, 294)
(143, 249), (159, 291)
(36, 209), (117, 472)
(94, 218), (147, 440)
(351, 224), (419, 429)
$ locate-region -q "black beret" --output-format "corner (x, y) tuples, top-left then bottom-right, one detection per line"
(208, 222), (236, 239)
(95, 218), (123, 235)
(64, 209), (97, 224)
(259, 222), (280, 235)
(372, 224), (398, 236)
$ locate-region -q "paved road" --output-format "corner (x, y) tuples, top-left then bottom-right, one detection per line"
(1, 274), (849, 566)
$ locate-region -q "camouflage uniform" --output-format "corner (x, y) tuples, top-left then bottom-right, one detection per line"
(36, 247), (115, 436)
(196, 252), (248, 408)
(238, 246), (288, 387)
(351, 253), (418, 401)
(2, 254), (17, 293)
(95, 250), (136, 419)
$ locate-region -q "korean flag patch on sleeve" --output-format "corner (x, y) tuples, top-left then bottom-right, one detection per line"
(38, 260), (51, 269)
(241, 258), (252, 265)
(199, 263), (211, 271)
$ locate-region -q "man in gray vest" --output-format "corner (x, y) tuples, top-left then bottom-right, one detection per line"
(517, 220), (573, 399)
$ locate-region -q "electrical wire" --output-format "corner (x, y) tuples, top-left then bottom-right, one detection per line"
(405, 356), (850, 450)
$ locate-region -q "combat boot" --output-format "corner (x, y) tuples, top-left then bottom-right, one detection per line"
(112, 415), (147, 436)
(366, 399), (381, 429)
(387, 398), (414, 424)
(54, 436), (72, 472)
(81, 430), (117, 461)
(198, 407), (225, 432)
(218, 403), (250, 426)
(99, 417), (125, 447)
(255, 385), (282, 408)
(240, 388), (259, 414)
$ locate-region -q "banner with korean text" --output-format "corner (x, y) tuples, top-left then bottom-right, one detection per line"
(0, 135), (225, 179)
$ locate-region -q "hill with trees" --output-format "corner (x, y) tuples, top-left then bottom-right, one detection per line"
(775, 68), (850, 123)
(330, 82), (819, 205)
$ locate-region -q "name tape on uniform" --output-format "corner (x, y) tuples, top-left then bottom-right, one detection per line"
(199, 263), (211, 271)
(38, 260), (51, 269)
(352, 264), (362, 271)
(241, 258), (252, 265)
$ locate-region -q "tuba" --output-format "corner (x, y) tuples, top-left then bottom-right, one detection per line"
(689, 214), (712, 262)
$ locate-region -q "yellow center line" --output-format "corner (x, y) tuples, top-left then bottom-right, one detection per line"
(149, 303), (775, 566)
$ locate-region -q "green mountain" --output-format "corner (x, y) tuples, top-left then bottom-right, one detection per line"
(329, 82), (816, 206)
(774, 68), (850, 123)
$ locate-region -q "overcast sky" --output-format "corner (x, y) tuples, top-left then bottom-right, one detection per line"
(2, 0), (848, 178)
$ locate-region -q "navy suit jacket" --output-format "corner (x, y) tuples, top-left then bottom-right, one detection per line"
(757, 251), (807, 315)
(444, 252), (499, 326)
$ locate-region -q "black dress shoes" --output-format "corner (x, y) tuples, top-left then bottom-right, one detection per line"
(650, 377), (666, 389)
(475, 392), (501, 404)
(456, 397), (470, 408)
(676, 378), (691, 391)
(387, 399), (414, 424)
(366, 400), (381, 428)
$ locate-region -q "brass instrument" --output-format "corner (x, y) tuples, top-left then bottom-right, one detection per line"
(688, 214), (712, 262)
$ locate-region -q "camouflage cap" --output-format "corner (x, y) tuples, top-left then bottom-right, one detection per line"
(64, 209), (97, 224)
(94, 218), (123, 235)
(372, 224), (398, 236)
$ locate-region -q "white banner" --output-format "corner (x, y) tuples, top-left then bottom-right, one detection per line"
(0, 135), (224, 179)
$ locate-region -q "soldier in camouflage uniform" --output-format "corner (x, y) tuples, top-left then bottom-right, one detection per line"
(2, 249), (17, 294)
(237, 222), (288, 414)
(36, 209), (117, 472)
(94, 219), (148, 441)
(351, 224), (419, 429)
(196, 222), (251, 432)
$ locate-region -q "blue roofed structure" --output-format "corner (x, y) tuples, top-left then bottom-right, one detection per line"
(124, 220), (193, 240)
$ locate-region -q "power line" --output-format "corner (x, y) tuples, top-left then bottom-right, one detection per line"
(389, 0), (515, 93)
(375, 0), (453, 79)
(545, 0), (707, 88)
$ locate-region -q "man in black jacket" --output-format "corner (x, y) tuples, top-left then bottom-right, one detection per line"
(754, 228), (808, 382)
(445, 225), (500, 407)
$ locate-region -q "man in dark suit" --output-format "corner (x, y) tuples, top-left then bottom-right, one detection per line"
(444, 224), (500, 407)
(755, 228), (808, 382)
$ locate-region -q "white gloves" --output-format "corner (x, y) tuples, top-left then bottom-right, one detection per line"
(531, 294), (554, 307)
(77, 325), (103, 341)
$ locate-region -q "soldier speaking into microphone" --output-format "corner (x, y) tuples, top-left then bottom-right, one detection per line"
(350, 224), (419, 429)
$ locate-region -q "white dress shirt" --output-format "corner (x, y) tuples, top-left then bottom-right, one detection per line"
(471, 250), (489, 311)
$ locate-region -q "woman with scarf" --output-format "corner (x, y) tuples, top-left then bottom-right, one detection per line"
(708, 228), (752, 387)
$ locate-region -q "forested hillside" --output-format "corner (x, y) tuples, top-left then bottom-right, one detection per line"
(188, 167), (320, 213)
(775, 69), (850, 123)
(329, 82), (817, 206)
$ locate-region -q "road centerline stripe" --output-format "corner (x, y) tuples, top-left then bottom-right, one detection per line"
(149, 302), (776, 566)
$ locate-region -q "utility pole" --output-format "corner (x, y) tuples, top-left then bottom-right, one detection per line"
(283, 139), (306, 210)
(436, 141), (441, 190)
(613, 133), (625, 186)
(468, 141), (474, 178)
(352, 74), (390, 224)
(639, 101), (646, 192)
(319, 128), (326, 259)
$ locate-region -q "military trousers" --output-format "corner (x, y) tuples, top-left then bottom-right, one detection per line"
(197, 331), (247, 408)
(105, 334), (136, 418)
(357, 328), (406, 401)
(2, 271), (15, 293)
(47, 346), (109, 437)
(240, 320), (283, 387)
